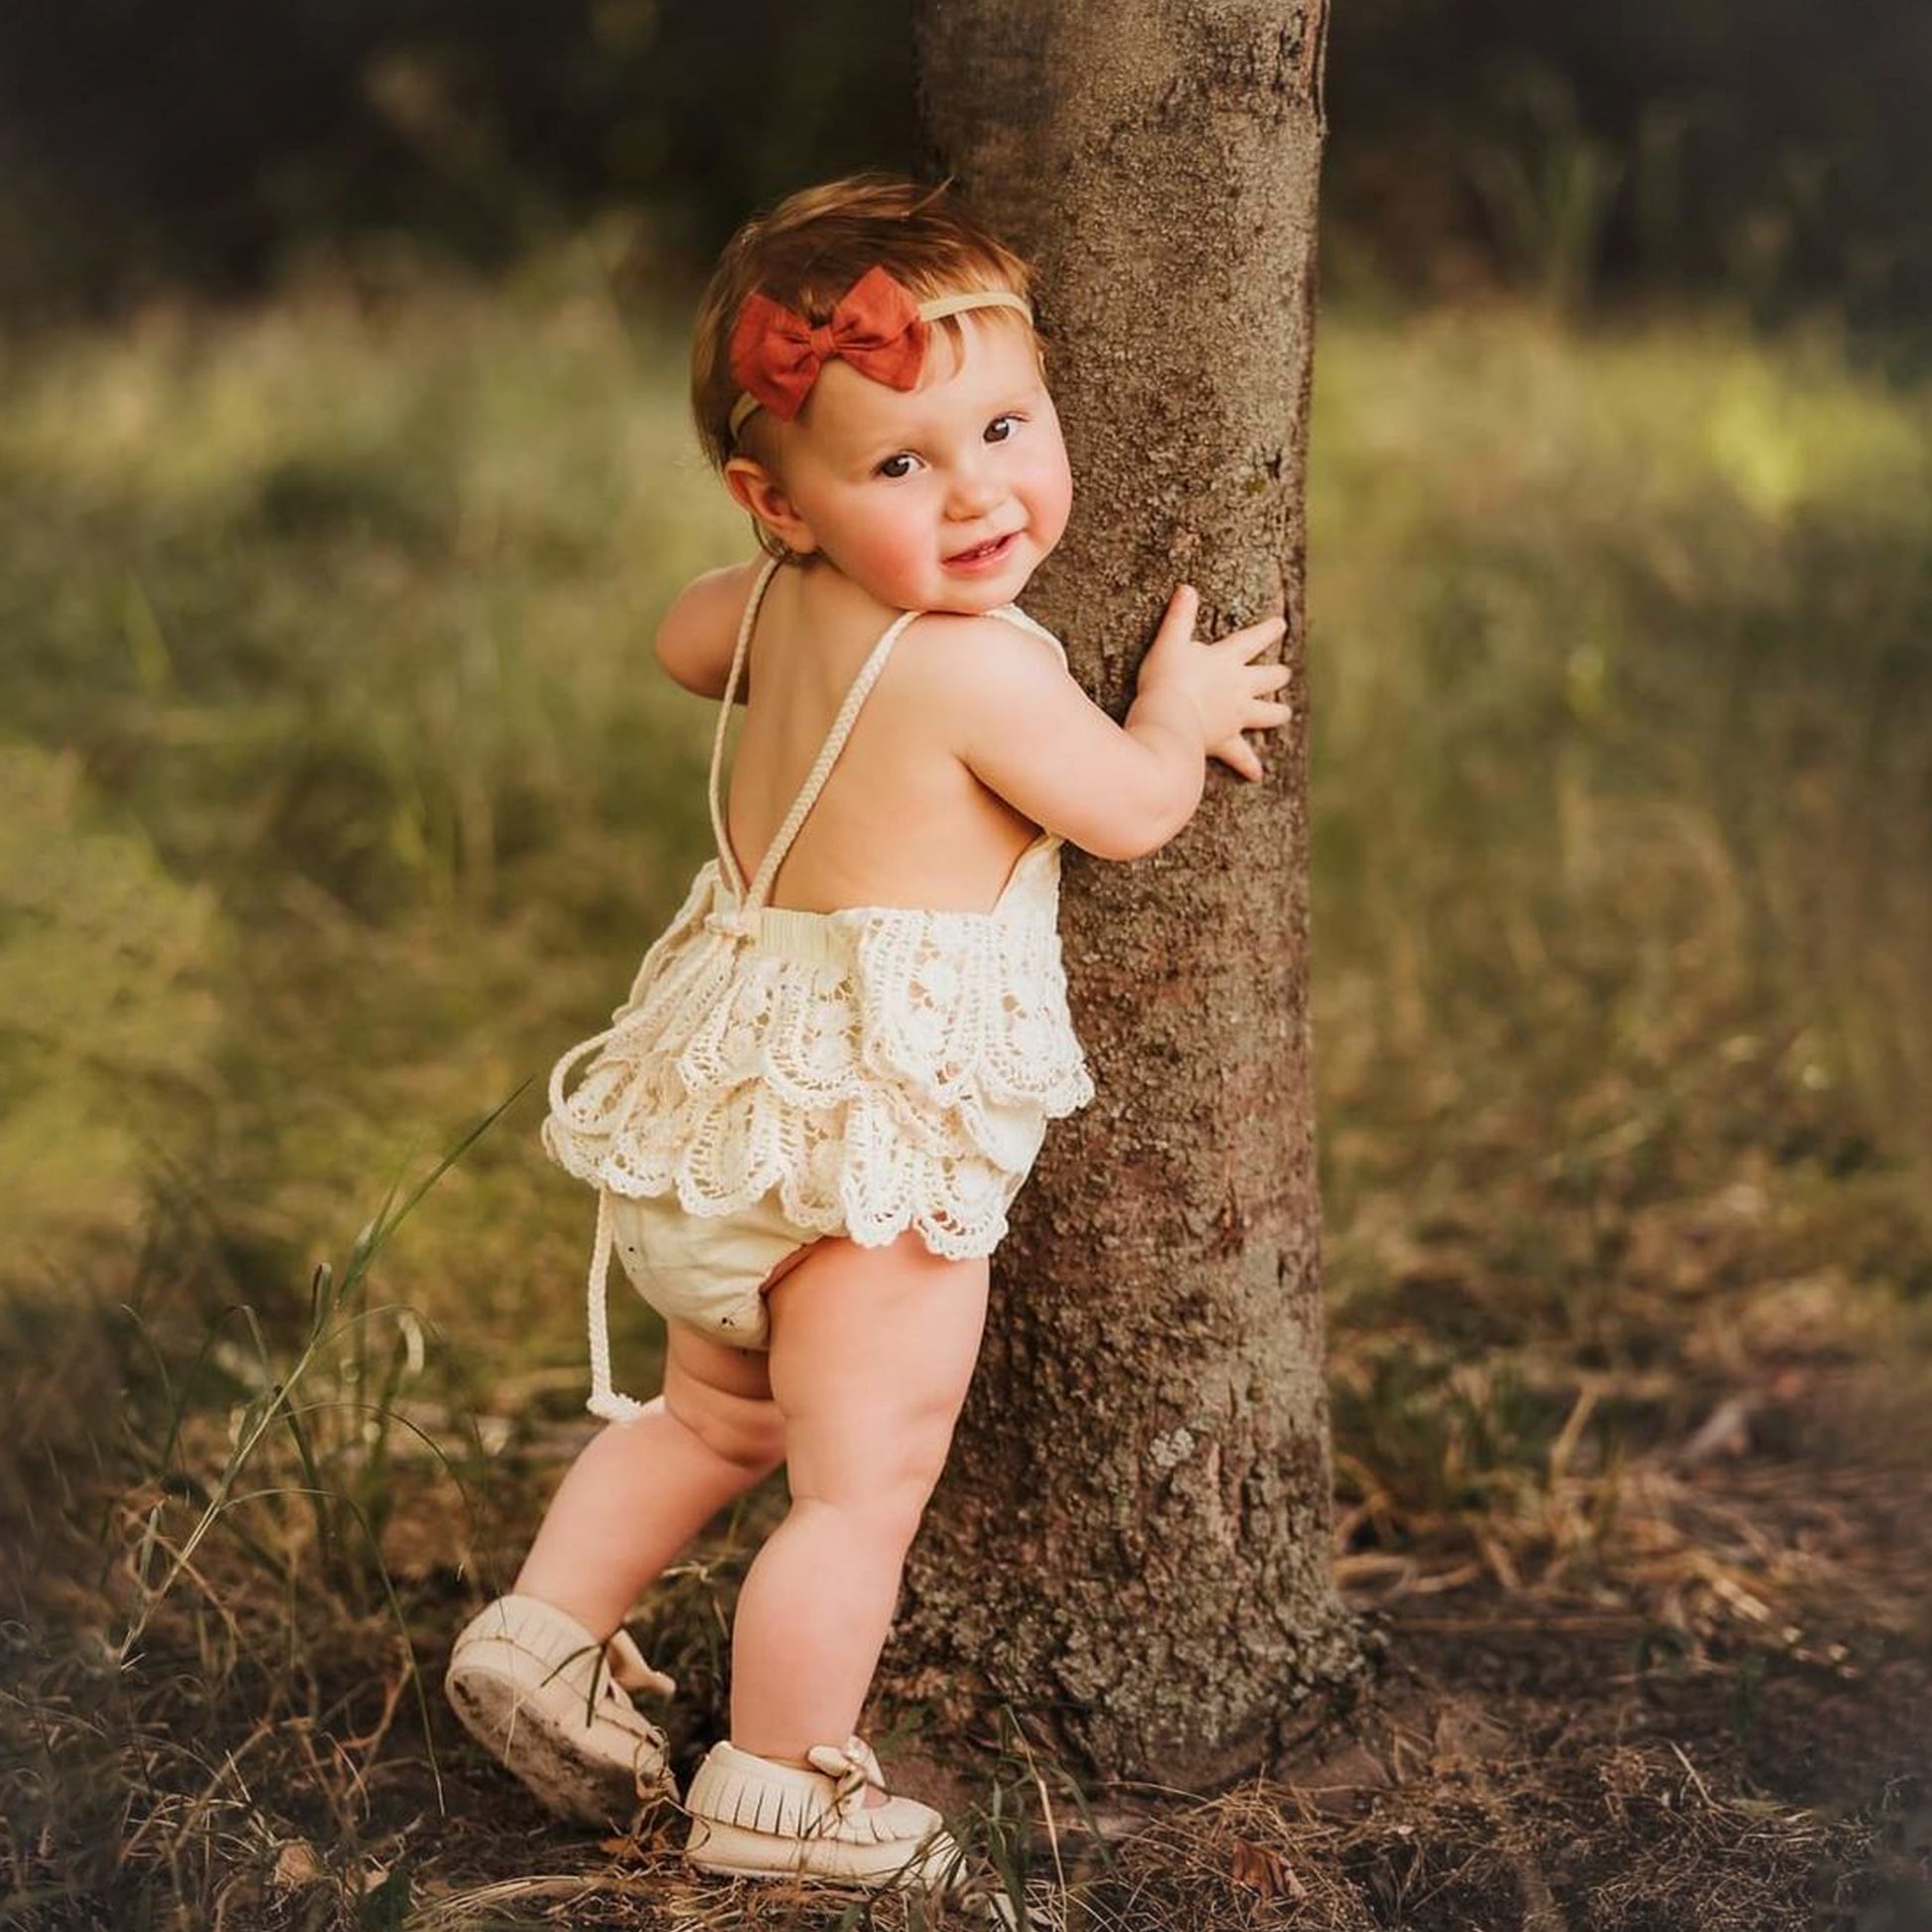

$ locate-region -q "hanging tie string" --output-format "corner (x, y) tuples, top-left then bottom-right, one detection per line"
(585, 1189), (646, 1424)
(577, 1067), (658, 1423)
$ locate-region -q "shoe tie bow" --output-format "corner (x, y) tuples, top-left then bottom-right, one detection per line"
(805, 1733), (888, 1819)
(604, 1627), (676, 1701)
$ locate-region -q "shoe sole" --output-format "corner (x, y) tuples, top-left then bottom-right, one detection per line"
(446, 1657), (676, 1827)
(685, 1818), (964, 1891)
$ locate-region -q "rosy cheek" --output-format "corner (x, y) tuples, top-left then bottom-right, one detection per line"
(1038, 460), (1073, 539)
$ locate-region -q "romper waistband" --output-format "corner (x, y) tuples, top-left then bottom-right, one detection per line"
(746, 905), (849, 970)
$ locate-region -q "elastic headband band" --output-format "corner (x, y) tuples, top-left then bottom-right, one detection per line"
(726, 286), (1035, 444)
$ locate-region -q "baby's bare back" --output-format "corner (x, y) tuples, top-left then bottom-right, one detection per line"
(723, 568), (1042, 915)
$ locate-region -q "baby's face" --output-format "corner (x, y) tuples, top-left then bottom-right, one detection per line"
(754, 312), (1071, 615)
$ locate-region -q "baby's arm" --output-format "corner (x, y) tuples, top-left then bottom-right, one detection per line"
(940, 587), (1291, 862)
(654, 561), (762, 700)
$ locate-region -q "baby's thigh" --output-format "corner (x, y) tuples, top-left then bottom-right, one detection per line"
(662, 1322), (784, 1470)
(764, 1233), (990, 1497)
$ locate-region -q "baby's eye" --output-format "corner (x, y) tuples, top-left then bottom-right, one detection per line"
(985, 415), (1019, 444)
(875, 452), (921, 480)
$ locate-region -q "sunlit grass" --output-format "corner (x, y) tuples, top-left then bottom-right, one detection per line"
(0, 268), (746, 1368)
(1310, 301), (1932, 1201)
(1307, 300), (1932, 1603)
(2, 263), (1928, 1461)
(4, 277), (1926, 1306)
(1, 260), (1926, 1453)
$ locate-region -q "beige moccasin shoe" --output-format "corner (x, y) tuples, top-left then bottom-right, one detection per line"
(683, 1734), (965, 1892)
(445, 1593), (678, 1826)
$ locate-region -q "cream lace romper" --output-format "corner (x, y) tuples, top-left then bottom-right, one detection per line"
(543, 556), (1094, 1419)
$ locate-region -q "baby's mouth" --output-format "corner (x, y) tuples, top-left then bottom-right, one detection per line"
(946, 531), (1019, 567)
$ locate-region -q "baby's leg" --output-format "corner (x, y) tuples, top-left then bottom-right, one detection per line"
(729, 1232), (991, 1758)
(513, 1324), (787, 1638)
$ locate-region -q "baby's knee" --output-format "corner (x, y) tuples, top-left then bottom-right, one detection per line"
(832, 1430), (958, 1549)
(667, 1382), (786, 1472)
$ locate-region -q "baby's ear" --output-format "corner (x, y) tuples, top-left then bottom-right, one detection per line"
(724, 457), (817, 558)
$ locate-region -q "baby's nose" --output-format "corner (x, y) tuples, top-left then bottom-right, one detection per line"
(946, 462), (1002, 515)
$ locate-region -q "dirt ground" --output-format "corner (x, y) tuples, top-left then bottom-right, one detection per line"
(5, 1229), (1929, 1931)
(31, 1381), (1917, 1932)
(395, 1433), (1931, 1931)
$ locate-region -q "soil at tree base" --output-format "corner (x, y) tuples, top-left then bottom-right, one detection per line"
(4, 1346), (1925, 1930)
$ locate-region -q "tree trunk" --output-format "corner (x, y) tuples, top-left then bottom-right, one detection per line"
(897, 0), (1356, 1786)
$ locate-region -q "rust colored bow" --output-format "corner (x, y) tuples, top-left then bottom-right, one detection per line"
(728, 267), (929, 424)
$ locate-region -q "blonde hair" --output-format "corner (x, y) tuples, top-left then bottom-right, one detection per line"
(690, 174), (1038, 478)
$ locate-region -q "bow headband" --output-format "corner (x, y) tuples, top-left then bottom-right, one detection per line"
(726, 268), (1034, 443)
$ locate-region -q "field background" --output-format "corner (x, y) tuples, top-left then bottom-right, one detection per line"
(5, 266), (1930, 1926)
(4, 4), (1932, 1918)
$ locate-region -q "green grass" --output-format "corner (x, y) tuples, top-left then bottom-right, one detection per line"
(1311, 304), (1932, 1190)
(3, 260), (1930, 1926)
(4, 276), (1926, 1335)
(0, 265), (743, 1365)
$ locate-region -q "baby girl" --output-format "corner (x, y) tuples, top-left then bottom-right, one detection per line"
(445, 174), (1291, 1895)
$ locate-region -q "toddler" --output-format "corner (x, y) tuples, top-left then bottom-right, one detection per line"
(445, 175), (1291, 1894)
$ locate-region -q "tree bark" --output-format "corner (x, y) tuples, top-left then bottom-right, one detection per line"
(897, 0), (1356, 1785)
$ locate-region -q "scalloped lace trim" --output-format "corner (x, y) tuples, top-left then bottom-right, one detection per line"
(542, 850), (1092, 1258)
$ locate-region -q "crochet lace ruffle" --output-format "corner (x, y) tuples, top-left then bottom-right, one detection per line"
(542, 839), (1093, 1260)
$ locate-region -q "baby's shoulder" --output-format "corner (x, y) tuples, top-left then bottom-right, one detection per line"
(897, 608), (1070, 689)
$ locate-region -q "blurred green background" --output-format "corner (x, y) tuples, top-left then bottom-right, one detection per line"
(2, 1), (1928, 1521)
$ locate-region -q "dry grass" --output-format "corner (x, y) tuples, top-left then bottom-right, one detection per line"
(6, 1200), (1923, 1928)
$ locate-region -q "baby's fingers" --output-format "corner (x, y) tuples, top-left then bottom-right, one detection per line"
(1209, 733), (1266, 780)
(1219, 614), (1289, 660)
(1154, 583), (1201, 647)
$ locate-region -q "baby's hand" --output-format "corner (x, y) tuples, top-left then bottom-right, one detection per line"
(1136, 585), (1293, 780)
